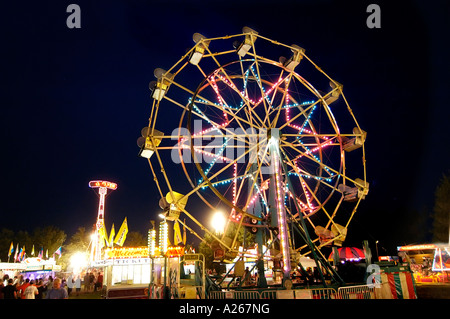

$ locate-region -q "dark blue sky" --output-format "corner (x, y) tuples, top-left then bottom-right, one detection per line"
(1, 1), (449, 254)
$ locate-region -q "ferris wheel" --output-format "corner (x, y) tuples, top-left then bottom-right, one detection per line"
(138, 27), (368, 287)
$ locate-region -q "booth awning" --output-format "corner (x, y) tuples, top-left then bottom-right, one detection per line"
(328, 247), (365, 261)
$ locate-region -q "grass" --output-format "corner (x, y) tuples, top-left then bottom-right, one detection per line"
(68, 290), (103, 299)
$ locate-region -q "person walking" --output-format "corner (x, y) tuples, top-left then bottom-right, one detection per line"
(24, 280), (39, 299)
(46, 276), (54, 290)
(45, 278), (68, 299)
(36, 279), (47, 299)
(0, 277), (4, 299)
(89, 272), (95, 292)
(83, 272), (90, 292)
(17, 278), (30, 299)
(2, 279), (18, 299)
(95, 272), (103, 291)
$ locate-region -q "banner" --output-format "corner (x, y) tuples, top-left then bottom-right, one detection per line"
(8, 242), (14, 257)
(108, 223), (116, 247)
(98, 224), (108, 248)
(54, 246), (62, 258)
(19, 246), (25, 262)
(14, 243), (19, 262)
(114, 217), (128, 246)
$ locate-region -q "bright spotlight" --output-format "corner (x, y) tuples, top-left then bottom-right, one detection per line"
(70, 251), (88, 274)
(211, 211), (226, 235)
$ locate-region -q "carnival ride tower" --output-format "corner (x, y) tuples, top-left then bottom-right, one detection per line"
(89, 180), (117, 263)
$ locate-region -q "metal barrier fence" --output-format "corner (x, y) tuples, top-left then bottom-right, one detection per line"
(310, 288), (336, 299)
(208, 287), (337, 299)
(336, 285), (375, 299)
(209, 290), (260, 299)
(208, 285), (375, 300)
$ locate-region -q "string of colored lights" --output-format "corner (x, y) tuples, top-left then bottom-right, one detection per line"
(272, 144), (290, 274)
(284, 98), (336, 180)
(231, 163), (238, 219)
(197, 138), (231, 185)
(189, 60), (335, 233)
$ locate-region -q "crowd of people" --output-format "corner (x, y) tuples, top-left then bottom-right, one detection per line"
(0, 275), (68, 299)
(0, 269), (104, 299)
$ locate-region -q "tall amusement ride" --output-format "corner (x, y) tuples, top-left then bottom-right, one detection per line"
(138, 27), (368, 290)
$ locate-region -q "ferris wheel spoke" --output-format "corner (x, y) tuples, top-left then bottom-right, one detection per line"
(270, 73), (296, 128)
(279, 101), (320, 131)
(238, 142), (272, 211)
(280, 140), (339, 178)
(192, 139), (261, 193)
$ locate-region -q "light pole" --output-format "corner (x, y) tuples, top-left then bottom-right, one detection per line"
(159, 215), (169, 298)
(148, 220), (156, 298)
(375, 241), (379, 261)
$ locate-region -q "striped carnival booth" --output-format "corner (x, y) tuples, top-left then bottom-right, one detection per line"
(375, 265), (417, 299)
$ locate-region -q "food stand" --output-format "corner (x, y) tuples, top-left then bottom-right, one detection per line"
(0, 258), (61, 281)
(397, 244), (450, 283)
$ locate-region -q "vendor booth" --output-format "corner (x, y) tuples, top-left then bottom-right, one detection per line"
(374, 264), (417, 299)
(0, 258), (61, 281)
(397, 244), (450, 283)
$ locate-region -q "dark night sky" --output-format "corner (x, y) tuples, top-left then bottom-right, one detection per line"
(1, 0), (449, 255)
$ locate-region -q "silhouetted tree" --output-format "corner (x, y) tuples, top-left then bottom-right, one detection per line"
(123, 231), (146, 246)
(432, 172), (450, 243)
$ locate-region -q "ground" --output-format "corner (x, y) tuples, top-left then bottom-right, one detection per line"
(415, 283), (450, 299)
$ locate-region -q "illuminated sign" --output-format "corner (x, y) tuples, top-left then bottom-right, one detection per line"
(183, 254), (202, 261)
(104, 247), (149, 259)
(148, 229), (156, 257)
(159, 221), (169, 254)
(432, 247), (450, 271)
(89, 180), (118, 190)
(397, 244), (437, 251)
(166, 246), (184, 257)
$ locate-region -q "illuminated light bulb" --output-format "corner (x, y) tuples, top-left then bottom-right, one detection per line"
(211, 211), (226, 235)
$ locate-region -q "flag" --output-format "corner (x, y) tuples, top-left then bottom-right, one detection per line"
(114, 217), (128, 246)
(108, 223), (115, 247)
(45, 249), (48, 259)
(54, 247), (62, 259)
(174, 220), (183, 245)
(19, 246), (25, 262)
(98, 224), (108, 248)
(31, 245), (35, 256)
(38, 247), (43, 259)
(14, 244), (19, 262)
(8, 242), (14, 257)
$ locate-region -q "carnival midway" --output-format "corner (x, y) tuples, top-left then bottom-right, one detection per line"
(2, 27), (449, 301)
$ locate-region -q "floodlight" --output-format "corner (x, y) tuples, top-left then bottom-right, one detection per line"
(211, 211), (226, 235)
